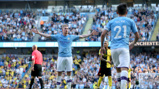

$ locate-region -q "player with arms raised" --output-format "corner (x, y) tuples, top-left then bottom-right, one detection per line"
(100, 3), (139, 89)
(32, 24), (97, 89)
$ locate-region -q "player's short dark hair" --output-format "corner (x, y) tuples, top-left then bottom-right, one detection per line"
(117, 3), (127, 15)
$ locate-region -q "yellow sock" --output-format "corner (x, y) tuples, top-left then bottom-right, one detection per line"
(64, 85), (67, 89)
(108, 76), (112, 87)
(129, 82), (131, 89)
(97, 76), (103, 87)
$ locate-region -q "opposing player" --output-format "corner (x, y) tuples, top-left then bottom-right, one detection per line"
(100, 3), (139, 89)
(127, 66), (132, 89)
(29, 45), (44, 89)
(97, 41), (112, 89)
(32, 24), (97, 89)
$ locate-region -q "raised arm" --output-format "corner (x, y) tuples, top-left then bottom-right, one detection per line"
(32, 28), (51, 38)
(79, 30), (98, 39)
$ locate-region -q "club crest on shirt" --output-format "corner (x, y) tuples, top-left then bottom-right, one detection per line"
(68, 37), (70, 40)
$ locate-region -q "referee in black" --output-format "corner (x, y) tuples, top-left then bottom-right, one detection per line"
(29, 45), (44, 89)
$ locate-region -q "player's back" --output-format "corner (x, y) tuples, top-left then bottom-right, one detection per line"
(108, 17), (137, 49)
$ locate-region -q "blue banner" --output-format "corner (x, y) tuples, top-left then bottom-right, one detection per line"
(1, 42), (104, 48)
(0, 41), (158, 48)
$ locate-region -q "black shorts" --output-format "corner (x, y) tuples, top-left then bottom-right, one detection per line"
(31, 64), (42, 77)
(98, 68), (111, 76)
(128, 78), (131, 82)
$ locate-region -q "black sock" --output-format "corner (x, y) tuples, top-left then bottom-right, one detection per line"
(29, 78), (34, 89)
(39, 78), (44, 89)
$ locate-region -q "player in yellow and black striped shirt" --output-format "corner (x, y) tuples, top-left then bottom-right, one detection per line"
(97, 41), (112, 89)
(127, 66), (132, 89)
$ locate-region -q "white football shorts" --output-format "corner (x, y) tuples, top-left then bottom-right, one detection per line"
(57, 57), (73, 72)
(111, 48), (130, 68)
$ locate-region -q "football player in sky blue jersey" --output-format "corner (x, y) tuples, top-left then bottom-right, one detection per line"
(32, 24), (97, 89)
(100, 3), (139, 89)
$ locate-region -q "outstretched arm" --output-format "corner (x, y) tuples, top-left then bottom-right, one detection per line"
(32, 29), (51, 38)
(79, 34), (93, 39)
(79, 30), (98, 39)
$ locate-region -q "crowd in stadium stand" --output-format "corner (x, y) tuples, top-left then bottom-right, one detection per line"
(0, 9), (87, 42)
(0, 55), (30, 88)
(0, 10), (36, 41)
(85, 8), (114, 41)
(13, 51), (159, 89)
(0, 8), (157, 42)
(39, 13), (87, 41)
(86, 8), (157, 41)
(129, 9), (156, 41)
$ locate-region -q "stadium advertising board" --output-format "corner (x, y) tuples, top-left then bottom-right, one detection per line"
(133, 41), (159, 46)
(0, 41), (159, 47)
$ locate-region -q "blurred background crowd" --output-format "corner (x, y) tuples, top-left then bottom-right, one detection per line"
(0, 51), (158, 89)
(85, 8), (157, 41)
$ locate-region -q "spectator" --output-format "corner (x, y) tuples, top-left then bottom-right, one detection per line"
(87, 8), (157, 41)
(0, 55), (30, 88)
(38, 13), (87, 41)
(0, 10), (36, 42)
(22, 51), (158, 89)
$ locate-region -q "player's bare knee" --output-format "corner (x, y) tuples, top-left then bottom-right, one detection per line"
(121, 67), (128, 71)
(116, 68), (121, 72)
(99, 76), (103, 79)
(67, 71), (71, 76)
(38, 76), (42, 79)
(31, 76), (35, 79)
(57, 72), (62, 76)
